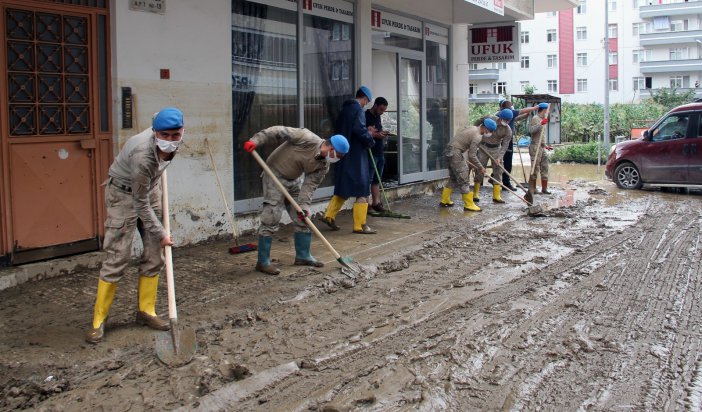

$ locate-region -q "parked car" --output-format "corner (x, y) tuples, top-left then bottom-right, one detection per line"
(605, 102), (702, 189)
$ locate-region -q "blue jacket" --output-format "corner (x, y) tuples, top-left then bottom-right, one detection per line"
(333, 99), (374, 198)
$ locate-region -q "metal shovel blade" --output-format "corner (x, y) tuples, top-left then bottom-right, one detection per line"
(155, 322), (197, 367)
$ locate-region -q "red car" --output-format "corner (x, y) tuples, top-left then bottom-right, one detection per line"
(606, 101), (702, 189)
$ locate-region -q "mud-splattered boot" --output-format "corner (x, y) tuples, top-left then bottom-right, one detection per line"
(473, 182), (481, 203)
(321, 195), (345, 231)
(440, 187), (454, 207)
(255, 235), (280, 275)
(541, 179), (551, 195)
(136, 275), (170, 331)
(294, 232), (324, 267)
(462, 193), (481, 212)
(85, 279), (117, 344)
(493, 184), (505, 203)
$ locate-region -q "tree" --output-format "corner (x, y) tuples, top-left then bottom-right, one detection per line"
(646, 87), (696, 110)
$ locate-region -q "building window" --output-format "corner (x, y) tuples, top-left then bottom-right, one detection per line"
(521, 31), (530, 44)
(609, 79), (618, 91)
(546, 11), (557, 17)
(670, 48), (689, 60)
(633, 49), (650, 63)
(670, 20), (688, 32)
(492, 62), (507, 70)
(609, 0), (617, 12)
(577, 0), (586, 14)
(633, 77), (645, 90)
(548, 80), (558, 92)
(547, 54), (558, 68)
(520, 81), (530, 91)
(632, 0), (646, 7)
(470, 63), (478, 70)
(576, 26), (587, 40)
(609, 52), (618, 65)
(632, 23), (641, 36)
(547, 29), (557, 42)
(493, 82), (507, 95)
(577, 78), (588, 92)
(426, 38), (450, 172)
(577, 53), (588, 66)
(608, 24), (618, 39)
(520, 56), (530, 69)
(670, 76), (683, 88)
(470, 83), (477, 95)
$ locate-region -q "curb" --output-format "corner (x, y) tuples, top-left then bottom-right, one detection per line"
(0, 251), (104, 292)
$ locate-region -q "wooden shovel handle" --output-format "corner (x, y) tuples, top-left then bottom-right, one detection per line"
(161, 170), (178, 321)
(250, 150), (342, 260)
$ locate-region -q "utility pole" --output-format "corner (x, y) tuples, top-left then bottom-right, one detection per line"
(604, 1), (610, 152)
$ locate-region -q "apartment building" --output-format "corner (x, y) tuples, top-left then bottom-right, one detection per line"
(470, 0), (702, 104)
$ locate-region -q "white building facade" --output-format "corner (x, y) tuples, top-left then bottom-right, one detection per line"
(471, 0), (702, 105)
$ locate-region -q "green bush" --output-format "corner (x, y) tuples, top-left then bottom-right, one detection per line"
(550, 141), (612, 164)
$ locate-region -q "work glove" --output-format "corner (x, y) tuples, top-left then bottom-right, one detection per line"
(243, 140), (256, 153)
(540, 118), (549, 125)
(545, 145), (553, 150)
(297, 210), (310, 221)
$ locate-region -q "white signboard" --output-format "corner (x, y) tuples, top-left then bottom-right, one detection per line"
(129, 0), (165, 14)
(371, 9), (422, 39)
(303, 0), (354, 23)
(464, 0), (504, 16)
(469, 22), (519, 63)
(425, 24), (449, 45)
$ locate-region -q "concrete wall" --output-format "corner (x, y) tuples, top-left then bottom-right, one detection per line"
(111, 0), (236, 245)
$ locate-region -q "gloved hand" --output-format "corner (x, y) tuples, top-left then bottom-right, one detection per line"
(545, 145), (553, 150)
(540, 118), (549, 125)
(243, 140), (256, 153)
(297, 210), (309, 221)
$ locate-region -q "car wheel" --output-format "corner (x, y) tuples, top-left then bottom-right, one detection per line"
(614, 162), (643, 190)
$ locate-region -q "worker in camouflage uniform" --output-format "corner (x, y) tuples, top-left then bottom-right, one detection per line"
(474, 108), (513, 204)
(244, 127), (349, 275)
(440, 118), (497, 211)
(528, 103), (551, 195)
(86, 107), (184, 344)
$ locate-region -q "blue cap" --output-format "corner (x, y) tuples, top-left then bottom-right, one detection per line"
(482, 118), (497, 131)
(329, 134), (349, 154)
(152, 107), (184, 131)
(358, 86), (372, 101)
(538, 102), (549, 110)
(497, 108), (514, 120)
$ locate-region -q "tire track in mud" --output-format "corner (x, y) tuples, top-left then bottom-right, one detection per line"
(227, 199), (664, 410)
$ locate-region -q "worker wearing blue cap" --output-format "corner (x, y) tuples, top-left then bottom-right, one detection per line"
(473, 109), (513, 204)
(440, 118), (496, 211)
(244, 127), (349, 275)
(86, 107), (185, 344)
(498, 98), (541, 191)
(528, 103), (551, 195)
(322, 86), (378, 234)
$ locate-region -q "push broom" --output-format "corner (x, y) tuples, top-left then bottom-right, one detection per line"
(204, 138), (257, 254)
(367, 148), (411, 219)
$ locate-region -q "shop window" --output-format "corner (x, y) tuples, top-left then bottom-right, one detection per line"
(426, 39), (449, 172)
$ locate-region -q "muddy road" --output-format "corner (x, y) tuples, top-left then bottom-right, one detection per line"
(2, 178), (702, 411)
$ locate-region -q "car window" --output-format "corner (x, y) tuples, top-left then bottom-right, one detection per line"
(698, 115), (702, 137)
(651, 114), (689, 142)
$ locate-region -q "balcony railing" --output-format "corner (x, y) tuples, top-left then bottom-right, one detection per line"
(640, 58), (702, 73)
(639, 29), (702, 46)
(469, 68), (500, 81)
(469, 93), (500, 103)
(640, 0), (702, 19)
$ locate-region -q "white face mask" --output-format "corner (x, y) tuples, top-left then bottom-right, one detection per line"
(501, 121), (509, 127)
(484, 132), (493, 138)
(325, 151), (340, 163)
(155, 133), (184, 153)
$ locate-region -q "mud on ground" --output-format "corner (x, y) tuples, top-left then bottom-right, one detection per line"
(2, 181), (702, 411)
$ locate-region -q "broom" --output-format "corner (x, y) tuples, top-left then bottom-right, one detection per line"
(204, 138), (257, 254)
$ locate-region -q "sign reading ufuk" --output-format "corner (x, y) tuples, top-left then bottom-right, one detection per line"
(469, 22), (519, 63)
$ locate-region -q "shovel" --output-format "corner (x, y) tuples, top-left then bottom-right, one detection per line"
(250, 149), (363, 275)
(155, 170), (197, 367)
(478, 145), (530, 198)
(527, 122), (547, 204)
(466, 158), (542, 215)
(367, 148), (411, 219)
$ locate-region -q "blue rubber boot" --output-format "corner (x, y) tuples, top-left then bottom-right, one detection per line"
(255, 236), (280, 275)
(294, 232), (324, 267)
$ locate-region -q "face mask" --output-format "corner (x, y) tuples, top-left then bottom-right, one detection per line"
(501, 121), (509, 127)
(156, 137), (182, 153)
(325, 151), (340, 163)
(484, 132), (492, 138)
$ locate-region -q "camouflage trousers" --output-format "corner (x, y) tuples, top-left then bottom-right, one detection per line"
(475, 145), (503, 184)
(258, 173), (309, 237)
(99, 180), (164, 283)
(445, 147), (473, 194)
(529, 144), (549, 180)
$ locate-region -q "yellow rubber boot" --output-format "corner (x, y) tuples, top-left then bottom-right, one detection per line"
(473, 182), (481, 203)
(86, 279), (117, 343)
(352, 203), (376, 234)
(439, 187), (454, 207)
(462, 193), (481, 212)
(322, 195), (345, 230)
(136, 275), (169, 331)
(493, 184), (505, 203)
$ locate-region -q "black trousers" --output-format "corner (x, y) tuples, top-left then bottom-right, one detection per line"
(502, 139), (514, 186)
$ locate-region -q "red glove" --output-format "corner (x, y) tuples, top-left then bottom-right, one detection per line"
(545, 145), (553, 150)
(297, 210), (309, 221)
(540, 118), (549, 125)
(243, 140), (256, 153)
